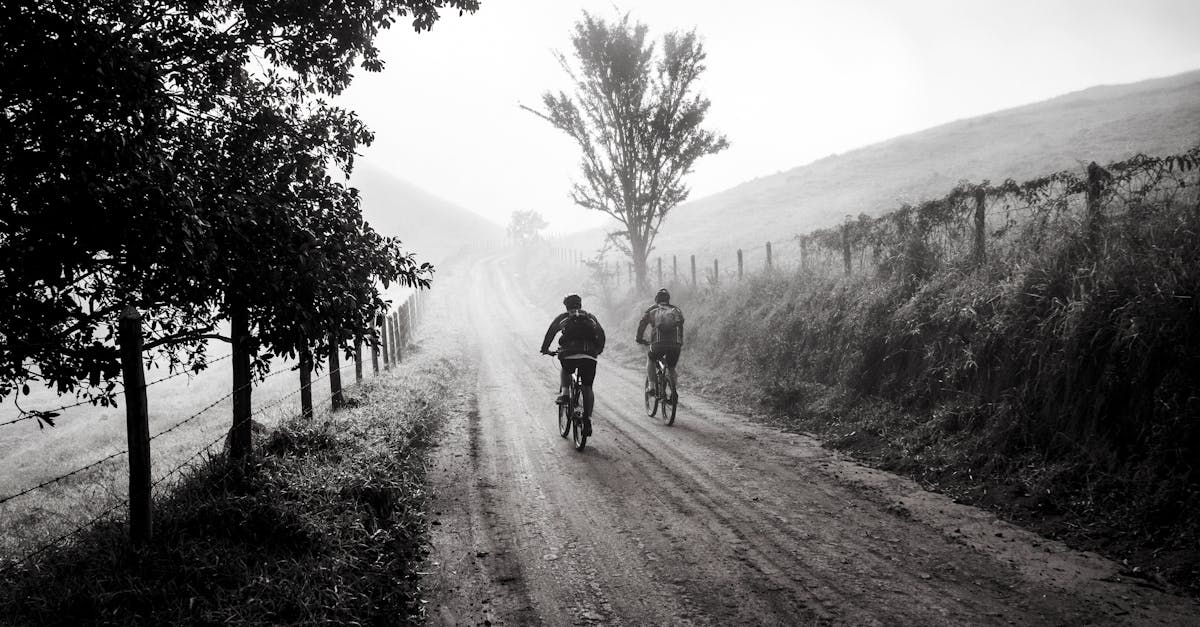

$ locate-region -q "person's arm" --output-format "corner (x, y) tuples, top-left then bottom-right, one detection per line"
(676, 306), (685, 345)
(540, 313), (566, 353)
(593, 316), (606, 354)
(635, 307), (652, 343)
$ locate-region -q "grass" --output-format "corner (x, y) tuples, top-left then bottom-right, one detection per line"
(0, 347), (361, 565)
(604, 193), (1200, 595)
(0, 348), (462, 625)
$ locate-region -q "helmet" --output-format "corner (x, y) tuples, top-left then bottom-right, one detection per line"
(563, 293), (582, 310)
(654, 288), (670, 304)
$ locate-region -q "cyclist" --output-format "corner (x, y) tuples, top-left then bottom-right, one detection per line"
(540, 293), (606, 434)
(636, 288), (684, 402)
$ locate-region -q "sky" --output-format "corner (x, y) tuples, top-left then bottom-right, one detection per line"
(336, 0), (1200, 234)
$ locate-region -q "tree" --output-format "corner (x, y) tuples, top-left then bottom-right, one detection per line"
(507, 210), (549, 246)
(523, 12), (728, 290)
(0, 1), (470, 425)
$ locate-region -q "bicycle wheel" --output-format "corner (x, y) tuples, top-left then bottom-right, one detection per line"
(557, 402), (570, 438)
(571, 410), (588, 451)
(662, 376), (677, 426)
(644, 374), (658, 417)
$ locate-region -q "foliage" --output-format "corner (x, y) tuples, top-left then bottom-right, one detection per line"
(506, 209), (549, 246)
(0, 0), (473, 412)
(523, 12), (728, 290)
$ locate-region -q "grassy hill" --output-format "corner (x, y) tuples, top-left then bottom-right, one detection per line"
(650, 68), (1200, 258)
(350, 162), (504, 265)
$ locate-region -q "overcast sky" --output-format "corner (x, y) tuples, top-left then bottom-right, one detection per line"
(336, 0), (1200, 234)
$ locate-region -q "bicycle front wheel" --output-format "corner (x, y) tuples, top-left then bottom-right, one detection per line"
(644, 375), (658, 417)
(557, 403), (570, 438)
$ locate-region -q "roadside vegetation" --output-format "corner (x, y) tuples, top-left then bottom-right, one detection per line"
(650, 153), (1200, 594)
(0, 355), (460, 625)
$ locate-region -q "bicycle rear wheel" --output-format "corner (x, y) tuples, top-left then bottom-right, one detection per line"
(644, 374), (658, 417)
(661, 377), (677, 426)
(557, 403), (570, 438)
(571, 410), (588, 450)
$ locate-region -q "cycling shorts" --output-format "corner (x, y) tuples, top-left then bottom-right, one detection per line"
(649, 345), (681, 368)
(559, 356), (597, 386)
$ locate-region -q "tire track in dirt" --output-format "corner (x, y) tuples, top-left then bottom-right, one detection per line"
(423, 251), (1199, 626)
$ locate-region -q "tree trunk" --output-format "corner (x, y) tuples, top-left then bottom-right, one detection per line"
(630, 233), (649, 292)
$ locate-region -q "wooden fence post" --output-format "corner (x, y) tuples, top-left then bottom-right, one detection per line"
(800, 236), (808, 271)
(354, 332), (363, 383)
(299, 348), (314, 420)
(370, 322), (380, 375)
(329, 330), (345, 409)
(737, 249), (744, 280)
(628, 262), (633, 288)
(690, 254), (697, 287)
(614, 260), (620, 287)
(842, 223), (852, 276)
(380, 314), (391, 369)
(229, 302), (253, 466)
(973, 187), (987, 265)
(118, 306), (151, 544)
(1085, 161), (1109, 252)
(393, 311), (403, 363)
(657, 257), (663, 287)
(673, 255), (678, 284)
(766, 241), (773, 270)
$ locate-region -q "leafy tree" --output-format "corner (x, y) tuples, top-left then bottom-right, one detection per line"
(523, 12), (728, 290)
(0, 1), (472, 426)
(507, 209), (549, 246)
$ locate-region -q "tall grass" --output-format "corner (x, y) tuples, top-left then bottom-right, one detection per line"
(676, 181), (1200, 588)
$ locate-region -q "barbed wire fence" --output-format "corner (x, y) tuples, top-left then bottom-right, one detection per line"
(0, 289), (427, 576)
(540, 147), (1200, 294)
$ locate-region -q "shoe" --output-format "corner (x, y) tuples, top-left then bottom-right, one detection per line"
(583, 418), (592, 437)
(555, 394), (568, 405)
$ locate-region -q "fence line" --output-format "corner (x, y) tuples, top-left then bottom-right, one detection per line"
(0, 289), (428, 573)
(545, 148), (1199, 292)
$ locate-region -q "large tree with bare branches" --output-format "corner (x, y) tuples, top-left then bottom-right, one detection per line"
(523, 12), (728, 290)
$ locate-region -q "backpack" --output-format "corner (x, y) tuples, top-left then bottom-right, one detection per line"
(652, 305), (683, 346)
(559, 309), (599, 354)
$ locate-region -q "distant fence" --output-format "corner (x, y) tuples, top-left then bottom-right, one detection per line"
(0, 290), (427, 574)
(540, 147), (1200, 291)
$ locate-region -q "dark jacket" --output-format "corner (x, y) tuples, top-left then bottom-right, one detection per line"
(541, 309), (606, 356)
(637, 303), (685, 348)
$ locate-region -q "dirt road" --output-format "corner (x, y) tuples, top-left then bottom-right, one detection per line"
(422, 253), (1198, 626)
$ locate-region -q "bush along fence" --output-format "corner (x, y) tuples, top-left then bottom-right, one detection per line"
(0, 289), (426, 571)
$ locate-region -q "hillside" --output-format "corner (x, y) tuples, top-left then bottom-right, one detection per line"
(350, 161), (504, 264)
(650, 69), (1200, 258)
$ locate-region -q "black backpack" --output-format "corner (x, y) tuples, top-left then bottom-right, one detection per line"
(559, 309), (599, 354)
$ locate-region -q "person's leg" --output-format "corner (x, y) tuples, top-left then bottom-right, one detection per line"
(578, 360), (598, 419)
(582, 386), (594, 419)
(557, 360), (571, 403)
(645, 350), (657, 390)
(665, 348), (681, 400)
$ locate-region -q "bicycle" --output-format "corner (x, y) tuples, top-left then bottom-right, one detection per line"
(638, 341), (677, 425)
(545, 351), (589, 451)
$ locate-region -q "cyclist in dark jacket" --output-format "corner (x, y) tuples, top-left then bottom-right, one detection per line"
(636, 288), (684, 401)
(540, 294), (606, 428)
